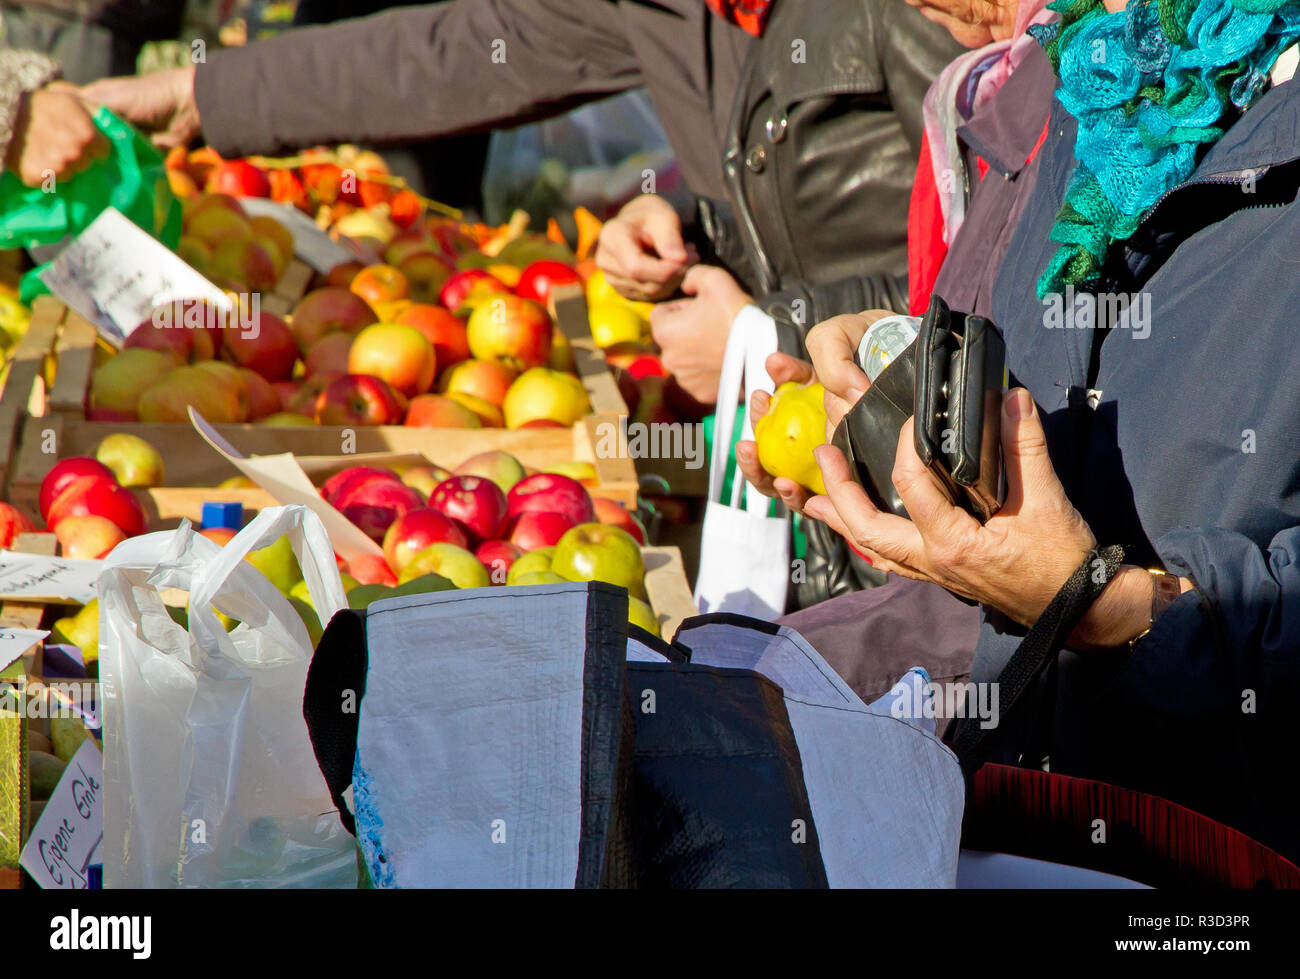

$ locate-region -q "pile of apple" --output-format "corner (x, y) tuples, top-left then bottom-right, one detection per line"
(89, 193), (599, 429)
(322, 450), (659, 635)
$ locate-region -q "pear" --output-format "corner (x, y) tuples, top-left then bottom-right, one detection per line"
(244, 535), (303, 595)
(51, 599), (99, 665)
(50, 716), (95, 763)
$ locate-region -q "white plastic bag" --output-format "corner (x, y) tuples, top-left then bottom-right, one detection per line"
(97, 504), (356, 888)
(694, 306), (791, 619)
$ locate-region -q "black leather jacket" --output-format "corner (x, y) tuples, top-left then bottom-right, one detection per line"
(690, 0), (962, 608)
(692, 0), (961, 359)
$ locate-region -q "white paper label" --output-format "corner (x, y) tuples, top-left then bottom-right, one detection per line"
(0, 627), (50, 673)
(0, 552), (102, 604)
(239, 197), (356, 273)
(38, 207), (230, 345)
(20, 741), (104, 889)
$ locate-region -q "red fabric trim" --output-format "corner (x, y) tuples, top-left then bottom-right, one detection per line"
(907, 132), (948, 317)
(967, 764), (1300, 888)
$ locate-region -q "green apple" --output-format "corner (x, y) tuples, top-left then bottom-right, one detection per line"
(399, 543), (490, 590)
(51, 599), (99, 664)
(551, 523), (645, 598)
(95, 432), (166, 487)
(512, 570), (566, 586)
(245, 535), (302, 594)
(505, 546), (555, 585)
(290, 573), (360, 609)
(288, 595), (323, 647)
(628, 596), (659, 637)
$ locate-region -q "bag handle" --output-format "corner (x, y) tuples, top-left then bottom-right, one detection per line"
(947, 544), (1125, 768)
(709, 306), (779, 512)
(186, 505), (348, 665)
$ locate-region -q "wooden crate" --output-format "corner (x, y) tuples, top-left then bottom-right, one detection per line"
(1, 293), (639, 511)
(641, 544), (697, 640)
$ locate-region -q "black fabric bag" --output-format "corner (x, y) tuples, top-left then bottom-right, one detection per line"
(304, 586), (964, 888)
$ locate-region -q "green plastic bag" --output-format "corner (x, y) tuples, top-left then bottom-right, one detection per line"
(0, 107), (181, 304)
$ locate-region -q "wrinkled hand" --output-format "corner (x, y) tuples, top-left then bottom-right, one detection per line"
(903, 0), (1019, 48)
(80, 65), (200, 149)
(595, 194), (696, 301)
(735, 352), (818, 507)
(648, 265), (751, 404)
(4, 86), (110, 187)
(801, 388), (1101, 629)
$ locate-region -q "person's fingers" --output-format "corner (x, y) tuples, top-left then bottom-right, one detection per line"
(806, 313), (874, 405)
(824, 388), (856, 433)
(764, 352), (815, 388)
(889, 416), (979, 546)
(915, 5), (991, 46)
(735, 440), (780, 498)
(999, 387), (1068, 516)
(749, 388), (771, 422)
(595, 221), (646, 279)
(639, 207), (688, 264)
(807, 444), (926, 571)
(772, 477), (812, 513)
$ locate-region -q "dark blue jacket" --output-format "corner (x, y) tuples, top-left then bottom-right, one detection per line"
(983, 72), (1300, 861)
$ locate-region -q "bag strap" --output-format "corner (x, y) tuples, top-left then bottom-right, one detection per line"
(947, 544), (1125, 767)
(709, 305), (778, 511)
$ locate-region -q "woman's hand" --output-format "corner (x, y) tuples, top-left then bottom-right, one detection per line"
(801, 387), (1155, 647)
(80, 65), (200, 149)
(735, 352), (818, 507)
(903, 0), (1019, 48)
(4, 86), (109, 187)
(595, 194), (696, 301)
(648, 264), (751, 403)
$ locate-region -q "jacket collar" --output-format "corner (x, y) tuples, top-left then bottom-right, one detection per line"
(956, 43), (1055, 180)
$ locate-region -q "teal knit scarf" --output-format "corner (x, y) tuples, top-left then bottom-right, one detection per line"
(1034, 0), (1300, 298)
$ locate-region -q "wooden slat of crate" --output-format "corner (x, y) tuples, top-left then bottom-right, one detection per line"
(9, 410), (639, 519)
(641, 545), (697, 641)
(0, 297), (64, 489)
(552, 284), (628, 416)
(0, 532), (58, 633)
(47, 309), (98, 417)
(262, 259), (314, 317)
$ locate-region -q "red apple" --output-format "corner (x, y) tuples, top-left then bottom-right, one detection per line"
(514, 260), (582, 306)
(382, 507), (469, 571)
(290, 287), (378, 352)
(465, 294), (552, 371)
(439, 269), (508, 312)
(322, 466), (402, 507)
(126, 299), (226, 362)
(398, 251), (454, 304)
(506, 472), (596, 525)
(314, 374), (406, 426)
(427, 475), (508, 545)
(221, 309), (297, 381)
(507, 511), (576, 551)
(404, 394), (481, 429)
(47, 474), (147, 538)
(39, 457), (116, 522)
(54, 514), (126, 559)
(337, 477), (425, 541)
(349, 264), (409, 307)
(475, 540), (522, 584)
(593, 496), (646, 544)
(396, 304), (470, 369)
(0, 502), (35, 548)
(237, 368), (282, 420)
(206, 159), (271, 198)
(305, 330), (355, 378)
(438, 359), (516, 407)
(346, 553), (398, 586)
(348, 322), (437, 397)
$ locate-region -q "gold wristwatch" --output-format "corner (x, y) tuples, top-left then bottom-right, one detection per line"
(1129, 570), (1184, 650)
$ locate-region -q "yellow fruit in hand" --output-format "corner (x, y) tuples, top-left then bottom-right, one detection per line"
(753, 382), (829, 495)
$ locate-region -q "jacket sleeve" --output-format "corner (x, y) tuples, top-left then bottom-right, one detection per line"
(1153, 526), (1300, 708)
(760, 273), (909, 360)
(195, 0), (643, 158)
(0, 50), (60, 177)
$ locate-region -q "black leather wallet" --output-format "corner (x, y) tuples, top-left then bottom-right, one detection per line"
(831, 295), (1006, 522)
